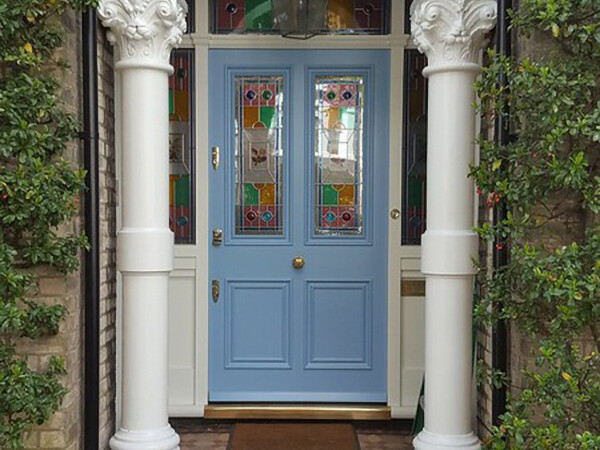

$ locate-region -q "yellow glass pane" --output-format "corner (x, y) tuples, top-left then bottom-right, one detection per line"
(243, 107), (260, 129)
(327, 0), (353, 30)
(172, 91), (189, 121)
(324, 107), (340, 129)
(259, 183), (276, 206)
(338, 184), (355, 206)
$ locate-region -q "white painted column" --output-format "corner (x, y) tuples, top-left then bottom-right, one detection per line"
(97, 1), (187, 449)
(410, 1), (496, 449)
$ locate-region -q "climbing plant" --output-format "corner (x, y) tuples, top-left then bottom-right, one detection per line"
(0, 0), (94, 447)
(472, 0), (600, 449)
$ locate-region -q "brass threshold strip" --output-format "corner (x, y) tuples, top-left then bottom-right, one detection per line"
(204, 403), (391, 421)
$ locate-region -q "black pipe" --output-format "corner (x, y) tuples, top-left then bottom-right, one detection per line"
(491, 0), (511, 427)
(82, 7), (100, 450)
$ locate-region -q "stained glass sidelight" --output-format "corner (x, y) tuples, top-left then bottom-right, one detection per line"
(314, 75), (364, 236)
(402, 50), (428, 245)
(212, 0), (388, 35)
(234, 75), (284, 235)
(169, 49), (195, 244)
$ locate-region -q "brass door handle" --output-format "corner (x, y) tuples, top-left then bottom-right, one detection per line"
(292, 257), (305, 269)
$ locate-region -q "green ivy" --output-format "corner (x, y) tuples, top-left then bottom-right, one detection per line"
(0, 0), (95, 448)
(472, 0), (600, 448)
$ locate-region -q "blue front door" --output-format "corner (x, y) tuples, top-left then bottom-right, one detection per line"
(209, 49), (389, 402)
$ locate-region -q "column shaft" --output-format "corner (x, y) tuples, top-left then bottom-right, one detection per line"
(410, 1), (497, 449)
(97, 1), (187, 448)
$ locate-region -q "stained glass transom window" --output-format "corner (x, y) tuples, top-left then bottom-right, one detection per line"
(212, 0), (388, 35)
(314, 75), (364, 236)
(402, 50), (427, 245)
(234, 75), (284, 235)
(169, 49), (195, 244)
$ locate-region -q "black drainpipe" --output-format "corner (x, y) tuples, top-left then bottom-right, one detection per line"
(82, 7), (100, 450)
(491, 0), (511, 427)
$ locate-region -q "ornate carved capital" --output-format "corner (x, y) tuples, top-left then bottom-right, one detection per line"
(98, 0), (187, 66)
(410, 0), (497, 68)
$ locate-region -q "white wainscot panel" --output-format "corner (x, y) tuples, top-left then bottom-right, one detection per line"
(401, 295), (425, 407)
(168, 267), (196, 406)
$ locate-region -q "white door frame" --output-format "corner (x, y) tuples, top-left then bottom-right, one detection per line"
(115, 0), (426, 421)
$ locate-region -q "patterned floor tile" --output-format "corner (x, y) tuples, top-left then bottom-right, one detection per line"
(357, 433), (414, 449)
(179, 432), (229, 450)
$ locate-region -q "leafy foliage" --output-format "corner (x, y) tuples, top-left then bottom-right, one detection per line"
(0, 0), (95, 447)
(472, 1), (600, 448)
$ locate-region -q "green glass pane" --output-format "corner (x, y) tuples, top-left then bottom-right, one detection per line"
(260, 106), (276, 128)
(245, 0), (273, 30)
(339, 107), (356, 128)
(169, 88), (174, 115)
(322, 184), (338, 206)
(174, 175), (190, 206)
(244, 183), (260, 206)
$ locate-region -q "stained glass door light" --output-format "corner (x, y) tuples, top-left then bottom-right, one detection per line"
(314, 75), (364, 236)
(213, 0), (387, 35)
(402, 50), (427, 245)
(169, 49), (195, 244)
(234, 75), (284, 235)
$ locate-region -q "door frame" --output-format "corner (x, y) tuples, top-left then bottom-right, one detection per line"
(116, 0), (424, 422)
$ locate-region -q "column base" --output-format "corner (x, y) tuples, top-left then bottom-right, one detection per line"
(110, 425), (180, 450)
(413, 429), (481, 450)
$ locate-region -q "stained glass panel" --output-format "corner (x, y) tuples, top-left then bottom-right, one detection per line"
(212, 0), (388, 35)
(234, 75), (284, 235)
(402, 50), (427, 245)
(314, 75), (364, 236)
(169, 49), (195, 244)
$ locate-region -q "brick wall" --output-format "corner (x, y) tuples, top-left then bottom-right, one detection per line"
(97, 22), (117, 450)
(17, 12), (118, 450)
(19, 10), (84, 450)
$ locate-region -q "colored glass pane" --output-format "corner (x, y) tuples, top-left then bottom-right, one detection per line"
(402, 50), (428, 245)
(235, 75), (284, 235)
(245, 0), (273, 30)
(169, 49), (195, 244)
(243, 183), (259, 205)
(322, 185), (338, 206)
(314, 75), (364, 236)
(212, 0), (388, 35)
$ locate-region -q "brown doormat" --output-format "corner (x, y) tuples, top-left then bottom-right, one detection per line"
(228, 423), (360, 450)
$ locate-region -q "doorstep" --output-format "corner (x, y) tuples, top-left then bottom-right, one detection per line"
(203, 403), (391, 420)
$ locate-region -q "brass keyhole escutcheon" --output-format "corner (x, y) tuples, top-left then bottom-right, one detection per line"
(292, 257), (305, 269)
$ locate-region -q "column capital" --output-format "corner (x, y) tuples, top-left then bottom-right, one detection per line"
(410, 0), (497, 70)
(98, 0), (187, 70)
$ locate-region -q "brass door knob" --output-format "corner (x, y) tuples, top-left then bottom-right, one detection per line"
(292, 257), (305, 269)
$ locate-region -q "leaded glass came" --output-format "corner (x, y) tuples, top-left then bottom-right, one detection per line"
(234, 75), (285, 235)
(314, 75), (364, 236)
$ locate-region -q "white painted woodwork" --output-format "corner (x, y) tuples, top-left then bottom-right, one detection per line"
(410, 1), (497, 449)
(98, 1), (187, 448)
(107, 0), (428, 421)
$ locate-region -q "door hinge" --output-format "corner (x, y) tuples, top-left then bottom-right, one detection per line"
(211, 146), (220, 170)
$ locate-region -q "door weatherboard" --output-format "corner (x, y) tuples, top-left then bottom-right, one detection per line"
(204, 403), (391, 420)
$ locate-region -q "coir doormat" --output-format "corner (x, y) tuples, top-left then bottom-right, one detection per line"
(227, 423), (360, 450)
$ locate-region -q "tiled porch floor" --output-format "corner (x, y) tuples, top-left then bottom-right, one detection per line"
(172, 419), (414, 450)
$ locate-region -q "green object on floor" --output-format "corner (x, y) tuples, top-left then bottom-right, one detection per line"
(411, 380), (425, 436)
